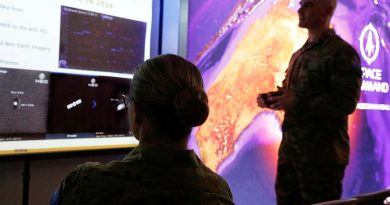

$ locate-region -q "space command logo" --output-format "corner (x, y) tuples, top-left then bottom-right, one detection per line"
(359, 23), (380, 65)
(359, 23), (388, 94)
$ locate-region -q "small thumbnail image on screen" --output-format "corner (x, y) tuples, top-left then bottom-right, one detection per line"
(0, 68), (49, 137)
(59, 6), (147, 74)
(47, 73), (131, 134)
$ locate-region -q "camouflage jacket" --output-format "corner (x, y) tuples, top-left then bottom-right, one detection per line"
(278, 29), (362, 165)
(53, 145), (234, 205)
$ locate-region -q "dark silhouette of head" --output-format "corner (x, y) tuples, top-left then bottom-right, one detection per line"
(130, 54), (209, 147)
(298, 0), (337, 30)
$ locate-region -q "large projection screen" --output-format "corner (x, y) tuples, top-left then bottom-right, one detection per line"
(0, 0), (159, 156)
(187, 0), (390, 204)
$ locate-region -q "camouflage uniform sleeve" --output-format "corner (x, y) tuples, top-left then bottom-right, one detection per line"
(267, 71), (287, 95)
(294, 48), (362, 118)
(56, 167), (83, 205)
(277, 51), (298, 94)
(57, 162), (100, 205)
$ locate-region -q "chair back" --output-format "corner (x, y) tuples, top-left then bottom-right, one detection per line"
(312, 198), (358, 205)
(355, 189), (390, 205)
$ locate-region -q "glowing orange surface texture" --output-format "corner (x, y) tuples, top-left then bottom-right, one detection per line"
(195, 0), (307, 171)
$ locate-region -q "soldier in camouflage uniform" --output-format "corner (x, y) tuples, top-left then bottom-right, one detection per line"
(51, 54), (235, 205)
(257, 0), (362, 204)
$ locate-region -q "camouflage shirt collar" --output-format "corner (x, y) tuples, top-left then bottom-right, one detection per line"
(305, 29), (336, 48)
(124, 144), (201, 167)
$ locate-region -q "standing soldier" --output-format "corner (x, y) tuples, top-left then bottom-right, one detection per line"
(257, 0), (362, 204)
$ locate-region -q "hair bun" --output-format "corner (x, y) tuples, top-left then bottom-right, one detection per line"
(174, 87), (209, 127)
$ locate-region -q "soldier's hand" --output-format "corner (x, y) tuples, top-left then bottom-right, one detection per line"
(268, 94), (284, 110)
(257, 93), (269, 108)
(268, 88), (295, 111)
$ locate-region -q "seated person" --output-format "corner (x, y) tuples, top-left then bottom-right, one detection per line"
(51, 54), (235, 205)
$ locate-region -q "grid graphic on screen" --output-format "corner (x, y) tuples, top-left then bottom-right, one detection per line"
(59, 6), (147, 74)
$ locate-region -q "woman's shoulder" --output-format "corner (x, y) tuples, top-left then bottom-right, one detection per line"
(58, 159), (144, 205)
(74, 157), (143, 181)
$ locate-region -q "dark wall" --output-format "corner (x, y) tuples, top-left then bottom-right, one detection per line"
(0, 153), (126, 205)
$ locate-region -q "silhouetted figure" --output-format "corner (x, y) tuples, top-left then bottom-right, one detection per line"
(257, 0), (362, 204)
